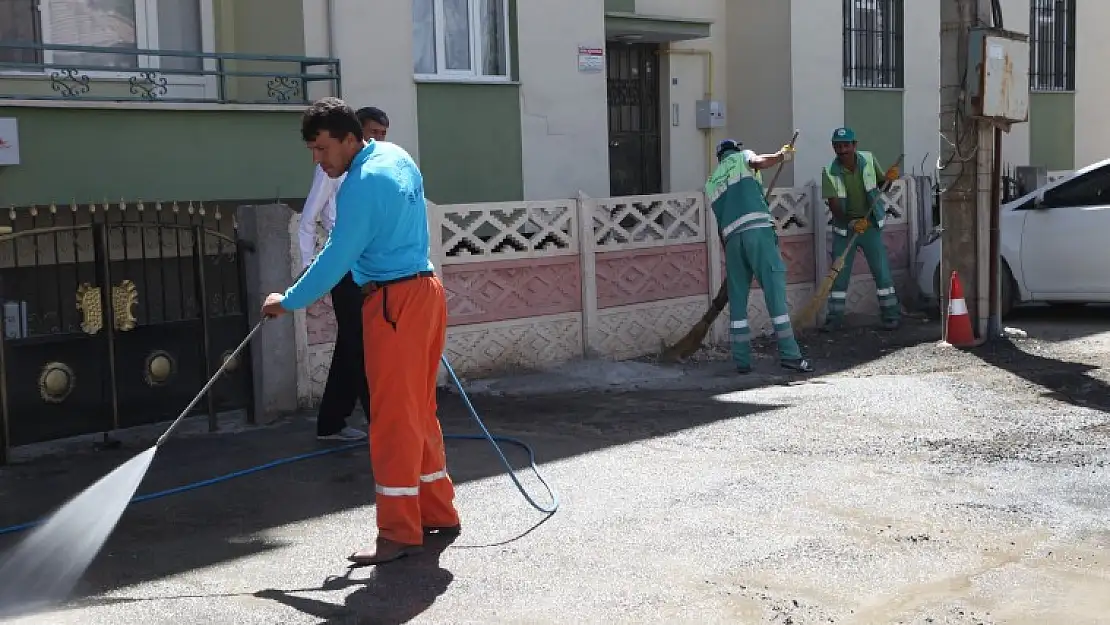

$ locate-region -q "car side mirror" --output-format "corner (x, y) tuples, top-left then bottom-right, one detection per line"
(1033, 195), (1050, 210)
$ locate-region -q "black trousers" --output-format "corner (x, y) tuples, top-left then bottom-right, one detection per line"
(316, 272), (372, 435)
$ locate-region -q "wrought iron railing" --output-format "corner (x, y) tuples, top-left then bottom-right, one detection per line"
(842, 0), (905, 89)
(0, 41), (341, 105)
(1029, 0), (1076, 92)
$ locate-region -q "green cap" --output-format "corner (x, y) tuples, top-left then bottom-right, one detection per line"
(831, 127), (856, 143)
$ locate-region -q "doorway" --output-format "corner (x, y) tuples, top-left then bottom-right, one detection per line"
(606, 41), (662, 197)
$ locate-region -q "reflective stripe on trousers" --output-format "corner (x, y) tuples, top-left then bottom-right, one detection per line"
(731, 318), (751, 345)
(375, 469), (451, 497)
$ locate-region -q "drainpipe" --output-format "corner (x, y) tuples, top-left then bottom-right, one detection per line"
(658, 47), (714, 182)
(326, 0), (339, 96)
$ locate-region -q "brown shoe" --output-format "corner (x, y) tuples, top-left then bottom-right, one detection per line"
(423, 524), (461, 536)
(347, 537), (424, 566)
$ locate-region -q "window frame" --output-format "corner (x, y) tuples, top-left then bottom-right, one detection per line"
(842, 0), (904, 90)
(1028, 0), (1076, 93)
(413, 0), (512, 84)
(1041, 165), (1110, 209)
(0, 0), (215, 86)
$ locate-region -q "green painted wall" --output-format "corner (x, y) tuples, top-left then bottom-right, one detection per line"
(0, 107), (312, 206)
(606, 0), (636, 12)
(1028, 92), (1075, 171)
(415, 83), (524, 204)
(842, 89), (904, 171)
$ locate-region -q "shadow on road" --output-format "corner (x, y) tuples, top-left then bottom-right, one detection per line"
(972, 339), (1110, 414)
(967, 305), (1110, 414)
(253, 532), (459, 624)
(1003, 304), (1110, 343)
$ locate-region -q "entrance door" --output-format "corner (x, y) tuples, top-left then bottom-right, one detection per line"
(0, 203), (254, 459)
(606, 41), (662, 197)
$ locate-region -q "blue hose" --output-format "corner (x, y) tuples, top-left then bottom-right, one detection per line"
(0, 356), (558, 537)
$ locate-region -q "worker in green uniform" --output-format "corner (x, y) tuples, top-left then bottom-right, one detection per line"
(706, 139), (815, 375)
(820, 127), (901, 331)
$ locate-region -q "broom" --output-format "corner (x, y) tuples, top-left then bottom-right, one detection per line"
(658, 130), (800, 363)
(789, 153), (905, 327)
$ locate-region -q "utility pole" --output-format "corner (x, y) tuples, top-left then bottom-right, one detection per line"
(938, 0), (1025, 343)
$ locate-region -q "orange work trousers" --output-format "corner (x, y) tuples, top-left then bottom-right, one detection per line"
(362, 274), (460, 546)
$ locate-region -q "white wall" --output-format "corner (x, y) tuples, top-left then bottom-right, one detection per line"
(324, 0), (420, 159)
(516, 0), (610, 200)
(903, 0), (942, 178)
(790, 0), (844, 186)
(726, 0), (793, 184)
(638, 0), (728, 194)
(1074, 0), (1109, 169)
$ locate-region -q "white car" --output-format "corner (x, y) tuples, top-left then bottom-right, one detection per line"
(915, 156), (1110, 317)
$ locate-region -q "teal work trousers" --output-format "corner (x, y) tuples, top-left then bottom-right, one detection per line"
(825, 226), (900, 324)
(724, 227), (803, 368)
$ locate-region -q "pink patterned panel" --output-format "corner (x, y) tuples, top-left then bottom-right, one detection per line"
(824, 225), (910, 275)
(883, 226), (910, 269)
(779, 236), (815, 284)
(307, 296), (336, 345)
(442, 256), (582, 326)
(595, 243), (708, 309)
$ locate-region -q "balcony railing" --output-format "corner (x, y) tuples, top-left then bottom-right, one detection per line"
(0, 41), (341, 105)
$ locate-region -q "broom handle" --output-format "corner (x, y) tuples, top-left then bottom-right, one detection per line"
(710, 129), (800, 311)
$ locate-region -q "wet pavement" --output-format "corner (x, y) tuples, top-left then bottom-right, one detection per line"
(0, 309), (1108, 624)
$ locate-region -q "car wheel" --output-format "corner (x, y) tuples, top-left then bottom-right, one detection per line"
(1000, 261), (1016, 319)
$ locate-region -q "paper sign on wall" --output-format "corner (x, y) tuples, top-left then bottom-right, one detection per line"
(0, 118), (19, 166)
(578, 46), (604, 73)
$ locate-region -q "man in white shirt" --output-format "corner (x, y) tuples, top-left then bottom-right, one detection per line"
(298, 106), (390, 441)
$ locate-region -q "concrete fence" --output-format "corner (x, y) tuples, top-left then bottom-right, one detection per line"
(288, 179), (922, 406)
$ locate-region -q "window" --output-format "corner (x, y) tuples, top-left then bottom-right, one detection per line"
(1042, 166), (1110, 208)
(0, 0), (202, 72)
(0, 0), (42, 64)
(412, 0), (510, 80)
(842, 0), (903, 89)
(1029, 0), (1075, 92)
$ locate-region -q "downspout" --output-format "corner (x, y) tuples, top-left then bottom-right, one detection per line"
(658, 47), (714, 182)
(326, 0), (340, 97)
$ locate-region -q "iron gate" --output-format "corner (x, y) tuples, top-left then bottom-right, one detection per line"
(606, 41), (662, 197)
(0, 202), (254, 463)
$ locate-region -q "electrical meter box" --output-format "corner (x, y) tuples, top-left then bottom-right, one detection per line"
(695, 99), (725, 129)
(965, 27), (1029, 125)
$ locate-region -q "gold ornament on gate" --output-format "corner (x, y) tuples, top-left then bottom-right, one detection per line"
(112, 280), (138, 331)
(144, 350), (175, 387)
(39, 361), (76, 403)
(220, 349), (239, 372)
(75, 283), (103, 335)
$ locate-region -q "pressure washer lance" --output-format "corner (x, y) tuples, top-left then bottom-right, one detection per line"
(156, 319), (266, 447)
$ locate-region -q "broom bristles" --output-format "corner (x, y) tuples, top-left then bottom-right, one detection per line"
(660, 319), (712, 362)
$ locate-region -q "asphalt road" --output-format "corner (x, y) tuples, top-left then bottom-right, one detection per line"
(1, 309), (1108, 624)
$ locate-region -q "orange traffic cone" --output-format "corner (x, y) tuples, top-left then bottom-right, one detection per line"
(944, 270), (975, 347)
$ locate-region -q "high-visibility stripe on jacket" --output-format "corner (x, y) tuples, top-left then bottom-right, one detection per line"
(705, 149), (774, 242)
